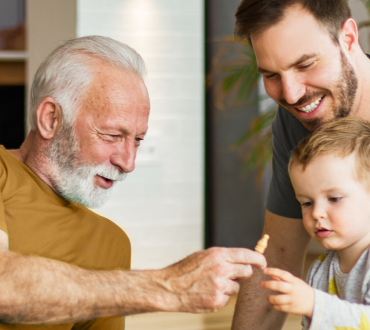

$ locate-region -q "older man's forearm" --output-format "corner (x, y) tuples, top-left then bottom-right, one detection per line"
(0, 246), (267, 324)
(0, 250), (135, 324)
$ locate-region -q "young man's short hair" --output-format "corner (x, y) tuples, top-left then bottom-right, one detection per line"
(289, 117), (370, 188)
(235, 0), (351, 46)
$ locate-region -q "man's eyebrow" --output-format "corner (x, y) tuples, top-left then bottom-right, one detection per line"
(257, 53), (318, 74)
(287, 53), (318, 68)
(257, 67), (272, 74)
(117, 128), (147, 136)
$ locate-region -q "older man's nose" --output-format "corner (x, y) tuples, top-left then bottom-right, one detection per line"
(281, 75), (306, 105)
(111, 143), (136, 173)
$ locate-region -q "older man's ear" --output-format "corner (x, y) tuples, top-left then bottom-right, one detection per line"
(36, 97), (62, 140)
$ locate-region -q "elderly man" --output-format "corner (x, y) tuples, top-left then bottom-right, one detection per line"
(0, 36), (266, 328)
(231, 0), (370, 329)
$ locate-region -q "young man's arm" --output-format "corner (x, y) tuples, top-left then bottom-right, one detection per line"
(0, 230), (267, 325)
(231, 210), (311, 330)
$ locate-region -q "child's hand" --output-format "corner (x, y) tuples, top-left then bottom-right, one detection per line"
(261, 267), (314, 318)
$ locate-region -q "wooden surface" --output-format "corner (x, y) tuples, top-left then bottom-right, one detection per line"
(126, 296), (302, 330)
(126, 253), (319, 330)
(0, 61), (25, 85)
(126, 296), (238, 330)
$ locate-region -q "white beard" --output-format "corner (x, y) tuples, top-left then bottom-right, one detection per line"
(44, 123), (126, 208)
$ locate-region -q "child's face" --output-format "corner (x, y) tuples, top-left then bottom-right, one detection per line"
(290, 153), (370, 253)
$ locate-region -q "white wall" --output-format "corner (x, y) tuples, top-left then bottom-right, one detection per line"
(77, 0), (204, 269)
(26, 0), (76, 127)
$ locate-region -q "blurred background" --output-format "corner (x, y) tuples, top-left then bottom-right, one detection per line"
(0, 0), (369, 329)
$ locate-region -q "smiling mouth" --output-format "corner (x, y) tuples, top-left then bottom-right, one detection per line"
(98, 175), (113, 183)
(296, 96), (323, 113)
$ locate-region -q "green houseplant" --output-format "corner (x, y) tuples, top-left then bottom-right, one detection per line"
(207, 37), (276, 183)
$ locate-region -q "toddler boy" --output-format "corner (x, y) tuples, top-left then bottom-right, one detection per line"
(262, 116), (370, 329)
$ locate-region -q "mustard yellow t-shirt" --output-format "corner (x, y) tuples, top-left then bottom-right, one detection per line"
(0, 146), (131, 329)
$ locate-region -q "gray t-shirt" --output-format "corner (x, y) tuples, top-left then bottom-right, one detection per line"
(266, 105), (309, 219)
(302, 249), (370, 329)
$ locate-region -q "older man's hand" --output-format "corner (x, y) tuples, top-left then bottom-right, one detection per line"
(154, 247), (267, 313)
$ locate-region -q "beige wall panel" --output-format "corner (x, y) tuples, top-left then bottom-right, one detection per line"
(349, 0), (370, 52)
(26, 0), (76, 126)
(78, 0), (205, 269)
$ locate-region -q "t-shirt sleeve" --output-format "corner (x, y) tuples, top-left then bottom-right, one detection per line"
(306, 290), (370, 330)
(266, 106), (309, 219)
(0, 160), (9, 235)
(0, 195), (8, 235)
(302, 249), (370, 330)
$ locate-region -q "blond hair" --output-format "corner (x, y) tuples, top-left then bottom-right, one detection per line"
(289, 117), (370, 186)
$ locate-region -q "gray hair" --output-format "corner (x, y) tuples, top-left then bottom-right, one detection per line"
(28, 35), (147, 131)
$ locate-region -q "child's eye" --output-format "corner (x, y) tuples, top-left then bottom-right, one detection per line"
(329, 197), (342, 203)
(301, 201), (312, 208)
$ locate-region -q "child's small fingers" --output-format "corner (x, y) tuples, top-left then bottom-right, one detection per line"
(263, 268), (294, 282)
(262, 280), (292, 293)
(271, 276), (281, 281)
(268, 293), (291, 305)
(271, 303), (291, 313)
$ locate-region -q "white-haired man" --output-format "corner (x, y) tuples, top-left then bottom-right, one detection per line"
(0, 36), (266, 328)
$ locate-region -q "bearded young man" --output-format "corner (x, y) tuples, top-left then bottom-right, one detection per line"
(0, 36), (267, 328)
(231, 0), (370, 329)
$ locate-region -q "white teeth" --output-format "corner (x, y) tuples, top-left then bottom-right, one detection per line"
(297, 97), (322, 113)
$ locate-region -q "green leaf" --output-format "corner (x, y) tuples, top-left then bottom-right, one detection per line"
(207, 37), (276, 184)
